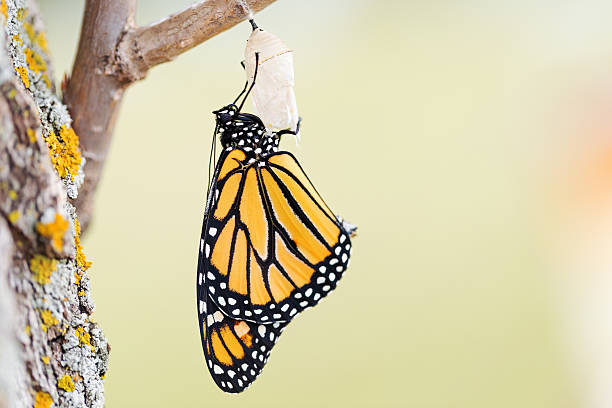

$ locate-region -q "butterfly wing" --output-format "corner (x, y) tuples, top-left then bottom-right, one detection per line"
(198, 287), (288, 393)
(197, 148), (288, 393)
(200, 148), (352, 323)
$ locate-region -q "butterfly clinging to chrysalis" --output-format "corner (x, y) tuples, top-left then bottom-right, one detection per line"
(196, 20), (356, 393)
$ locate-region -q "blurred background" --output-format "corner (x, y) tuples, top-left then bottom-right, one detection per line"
(37, 0), (612, 407)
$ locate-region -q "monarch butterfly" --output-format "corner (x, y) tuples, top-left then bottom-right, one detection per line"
(197, 28), (355, 394)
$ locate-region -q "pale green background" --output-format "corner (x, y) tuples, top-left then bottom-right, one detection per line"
(37, 0), (612, 406)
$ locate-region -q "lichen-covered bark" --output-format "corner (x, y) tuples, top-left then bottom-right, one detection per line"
(0, 1), (107, 407)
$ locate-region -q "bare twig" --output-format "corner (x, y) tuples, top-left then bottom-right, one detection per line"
(118, 0), (278, 82)
(65, 0), (278, 231)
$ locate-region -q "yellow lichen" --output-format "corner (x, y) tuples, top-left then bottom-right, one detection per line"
(30, 254), (57, 285)
(12, 34), (23, 46)
(77, 290), (85, 297)
(36, 213), (68, 252)
(75, 327), (95, 352)
(0, 0), (6, 22)
(17, 7), (26, 21)
(34, 391), (52, 408)
(23, 21), (35, 42)
(9, 189), (17, 199)
(41, 73), (51, 89)
(74, 270), (81, 285)
(57, 374), (75, 392)
(8, 210), (19, 224)
(27, 128), (36, 143)
(39, 309), (58, 333)
(74, 217), (91, 271)
(36, 31), (49, 54)
(15, 65), (29, 88)
(25, 325), (31, 336)
(44, 126), (82, 180)
(25, 48), (47, 74)
(23, 20), (49, 54)
(41, 356), (50, 364)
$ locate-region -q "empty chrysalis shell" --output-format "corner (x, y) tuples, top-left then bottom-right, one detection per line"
(244, 24), (299, 138)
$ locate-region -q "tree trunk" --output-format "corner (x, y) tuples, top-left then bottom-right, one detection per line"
(0, 1), (107, 407)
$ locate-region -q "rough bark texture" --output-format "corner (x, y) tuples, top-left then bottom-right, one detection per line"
(0, 0), (277, 406)
(66, 0), (278, 232)
(0, 1), (107, 407)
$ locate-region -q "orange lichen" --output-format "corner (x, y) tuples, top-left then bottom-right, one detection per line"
(40, 309), (58, 333)
(34, 392), (52, 408)
(36, 213), (68, 252)
(74, 217), (91, 271)
(74, 270), (81, 285)
(15, 65), (29, 88)
(75, 327), (95, 352)
(44, 126), (83, 180)
(30, 254), (57, 285)
(58, 375), (75, 392)
(8, 210), (19, 224)
(41, 356), (50, 364)
(0, 1), (6, 22)
(25, 48), (47, 74)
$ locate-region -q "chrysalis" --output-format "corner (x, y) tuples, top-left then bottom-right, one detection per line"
(244, 20), (299, 137)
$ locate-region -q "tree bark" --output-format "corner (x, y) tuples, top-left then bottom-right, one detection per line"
(0, 0), (277, 406)
(0, 1), (107, 406)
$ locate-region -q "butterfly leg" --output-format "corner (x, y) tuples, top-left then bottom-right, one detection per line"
(276, 117), (302, 137)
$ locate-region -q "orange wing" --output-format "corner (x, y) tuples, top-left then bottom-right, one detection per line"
(198, 287), (288, 393)
(199, 149), (352, 323)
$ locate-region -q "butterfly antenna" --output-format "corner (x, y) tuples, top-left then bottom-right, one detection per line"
(249, 19), (258, 30)
(237, 52), (259, 113)
(207, 122), (219, 196)
(232, 62), (249, 105)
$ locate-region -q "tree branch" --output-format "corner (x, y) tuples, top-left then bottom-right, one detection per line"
(118, 0), (278, 82)
(65, 0), (278, 231)
(64, 0), (137, 232)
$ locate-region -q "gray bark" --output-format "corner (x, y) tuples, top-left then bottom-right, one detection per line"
(0, 1), (107, 406)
